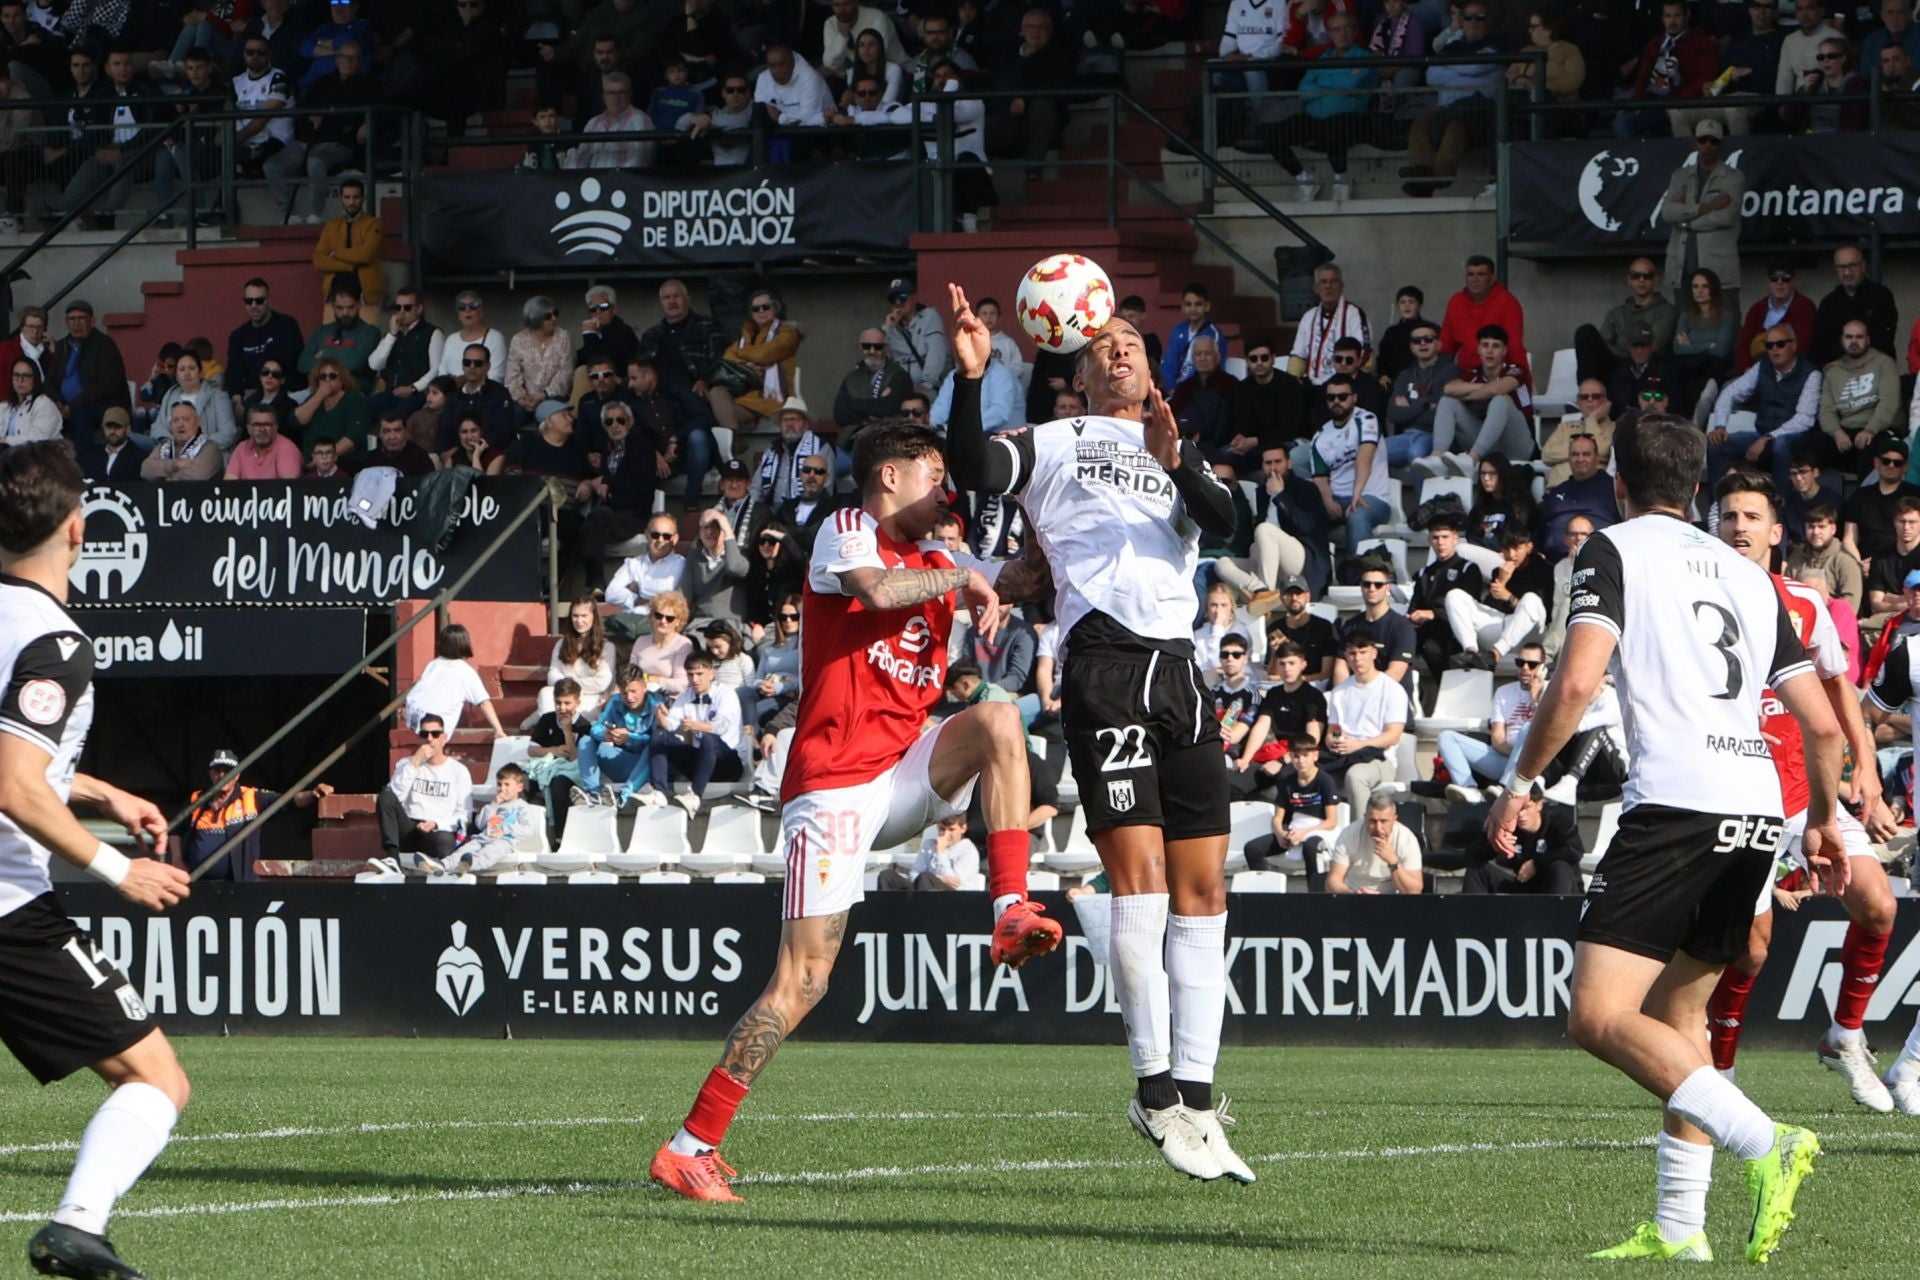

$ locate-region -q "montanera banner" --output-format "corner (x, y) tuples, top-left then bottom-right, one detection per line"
(1507, 133), (1920, 251)
(417, 164), (916, 271)
(67, 477), (543, 608)
(53, 885), (1920, 1048)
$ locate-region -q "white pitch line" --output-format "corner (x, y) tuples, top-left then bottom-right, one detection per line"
(0, 1134), (1685, 1226)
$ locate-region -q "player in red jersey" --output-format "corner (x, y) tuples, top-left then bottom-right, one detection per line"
(1707, 472), (1900, 1110)
(651, 420), (1064, 1202)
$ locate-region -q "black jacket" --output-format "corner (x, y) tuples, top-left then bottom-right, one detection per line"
(775, 491), (841, 555)
(50, 329), (129, 414)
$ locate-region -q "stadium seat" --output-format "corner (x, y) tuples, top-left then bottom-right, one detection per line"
(862, 870), (881, 891)
(1534, 347), (1579, 424)
(1415, 669), (1495, 736)
(955, 872), (986, 891)
(1370, 483), (1415, 541)
(714, 871), (767, 884)
(1581, 801), (1622, 874)
(1045, 808), (1102, 875)
(1228, 800), (1274, 856)
(353, 868), (405, 884)
(424, 872), (478, 886)
(493, 870), (549, 885)
(1223, 356), (1247, 379)
(1727, 410), (1757, 434)
(1054, 760), (1079, 807)
(607, 807), (689, 874)
(892, 844), (920, 869)
(638, 870), (692, 884)
(682, 804), (760, 876)
(1308, 601), (1339, 622)
(473, 736), (534, 804)
(1231, 870), (1288, 893)
(867, 842), (910, 870)
(749, 851), (788, 877)
(1416, 475), (1474, 513)
(1355, 537), (1410, 584)
(546, 805), (618, 873)
(1026, 870), (1061, 891)
(566, 869), (620, 884)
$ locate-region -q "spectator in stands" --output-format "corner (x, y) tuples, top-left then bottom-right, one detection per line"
(224, 404), (303, 479)
(365, 286), (440, 421)
(1507, 5), (1585, 117)
(1400, 2), (1504, 195)
(879, 813), (976, 891)
(636, 278), (724, 479)
(574, 666), (664, 807)
(1374, 288), (1429, 390)
(1573, 258), (1676, 386)
(1880, 44), (1920, 126)
(1308, 372), (1392, 549)
(754, 44), (835, 128)
(1735, 263), (1815, 371)
(682, 507), (749, 629)
(1420, 324), (1533, 477)
(607, 512), (687, 624)
(984, 6), (1074, 162)
(1377, 320), (1451, 468)
(1250, 448), (1330, 598)
(403, 622), (504, 738)
(1789, 502), (1864, 612)
(1448, 525), (1551, 668)
(411, 0), (507, 139)
(1661, 122), (1744, 316)
(441, 412), (504, 476)
(680, 73), (758, 166)
(631, 589), (694, 694)
(1843, 432), (1920, 565)
(358, 408), (436, 476)
(839, 29), (904, 106)
(1219, 335), (1304, 467)
(0, 307), (50, 390)
(505, 295), (575, 425)
(154, 350), (236, 451)
(1327, 789), (1422, 894)
(269, 48), (377, 227)
(293, 356), (369, 458)
(376, 714), (468, 871)
(931, 351), (1020, 435)
(1707, 324), (1820, 487)
(1604, 324), (1678, 422)
(1280, 0), (1356, 57)
(1162, 282), (1225, 391)
(910, 11), (976, 94)
(1462, 793), (1581, 894)
(141, 402), (223, 481)
(0, 360), (56, 442)
(231, 35), (295, 174)
(1237, 639), (1327, 768)
(1428, 638), (1545, 798)
(1369, 0), (1428, 84)
(414, 379), (454, 452)
(1246, 736), (1339, 884)
(1819, 319), (1901, 471)
(706, 623), (756, 691)
(1539, 381), (1614, 486)
(719, 289), (802, 428)
(226, 279), (304, 411)
(303, 438), (343, 479)
(299, 285), (380, 385)
(1866, 0), (1920, 63)
(1536, 433), (1619, 558)
(576, 400), (658, 587)
(883, 278), (951, 400)
(572, 71), (655, 170)
(299, 0), (373, 90)
(774, 452), (839, 555)
(834, 328), (915, 431)
(823, 0), (905, 75)
(1785, 35), (1867, 132)
(534, 0), (645, 116)
(182, 745), (335, 881)
(51, 48), (155, 231)
(1542, 514), (1593, 658)
(748, 588), (803, 718)
(575, 359), (630, 454)
(1330, 337), (1384, 421)
(1288, 264), (1367, 396)
(41, 46), (104, 222)
(1194, 581), (1262, 672)
(1171, 335), (1240, 458)
(50, 300), (126, 448)
(1613, 0), (1718, 137)
(1206, 630), (1260, 752)
(1463, 451), (1532, 552)
(133, 344), (179, 439)
(755, 396), (830, 506)
(1407, 512), (1481, 691)
(438, 342), (515, 451)
(1265, 9), (1375, 203)
(1669, 268), (1739, 415)
(311, 178), (385, 311)
(1268, 576), (1338, 681)
(550, 602), (618, 720)
(1863, 498), (1920, 625)
(506, 398), (590, 489)
(710, 456), (769, 544)
(1780, 443), (1840, 544)
(152, 48), (222, 226)
(1811, 243), (1899, 367)
(1336, 565), (1416, 690)
(437, 292), (507, 382)
(646, 651), (745, 815)
(1778, 0), (1844, 93)
(0, 2), (63, 100)
(78, 406), (147, 480)
(1437, 256), (1529, 377)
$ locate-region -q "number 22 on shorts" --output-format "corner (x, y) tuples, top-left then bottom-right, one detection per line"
(1097, 724), (1150, 772)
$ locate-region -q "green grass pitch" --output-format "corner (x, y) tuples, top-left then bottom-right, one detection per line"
(1, 1039), (1914, 1277)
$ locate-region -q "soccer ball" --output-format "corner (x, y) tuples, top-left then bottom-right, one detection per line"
(1014, 254), (1115, 355)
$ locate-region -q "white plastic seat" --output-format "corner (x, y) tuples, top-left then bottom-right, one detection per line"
(607, 807), (689, 874)
(713, 871), (767, 884)
(867, 842), (910, 870)
(472, 735), (534, 804)
(1414, 669), (1495, 736)
(544, 805), (617, 873)
(1533, 346), (1579, 424)
(424, 872), (478, 886)
(1025, 870), (1061, 891)
(493, 870), (549, 885)
(1581, 801), (1622, 874)
(1222, 356), (1248, 379)
(1355, 537), (1410, 583)
(638, 870), (692, 884)
(682, 804), (762, 876)
(1054, 761), (1079, 807)
(566, 869), (620, 884)
(353, 869), (405, 884)
(512, 815), (552, 857)
(1045, 808), (1102, 875)
(955, 872), (986, 891)
(1231, 870), (1289, 893)
(749, 851), (788, 877)
(1308, 600), (1339, 622)
(1416, 475), (1474, 512)
(1370, 483), (1415, 541)
(862, 870), (881, 891)
(1229, 800), (1275, 853)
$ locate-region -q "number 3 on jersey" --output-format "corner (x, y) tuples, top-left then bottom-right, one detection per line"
(1693, 600), (1744, 700)
(1097, 725), (1150, 772)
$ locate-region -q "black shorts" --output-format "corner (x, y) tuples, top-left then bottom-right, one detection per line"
(1063, 646), (1229, 839)
(0, 894), (155, 1085)
(1577, 806), (1782, 966)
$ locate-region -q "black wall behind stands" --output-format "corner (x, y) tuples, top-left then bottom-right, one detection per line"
(57, 887), (1917, 1050)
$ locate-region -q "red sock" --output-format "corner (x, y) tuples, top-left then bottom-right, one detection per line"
(683, 1067), (749, 1148)
(985, 829), (1030, 903)
(1835, 923), (1892, 1031)
(1707, 966), (1756, 1071)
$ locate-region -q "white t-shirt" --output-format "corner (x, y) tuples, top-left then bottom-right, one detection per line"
(389, 756), (473, 831)
(404, 657), (489, 734)
(1310, 409), (1392, 506)
(233, 67), (295, 146)
(607, 552), (686, 611)
(1490, 681), (1537, 733)
(1325, 672), (1410, 741)
(1331, 820), (1422, 892)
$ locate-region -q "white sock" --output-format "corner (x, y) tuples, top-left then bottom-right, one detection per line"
(1665, 1065), (1775, 1161)
(991, 893), (1021, 923)
(1890, 1016), (1920, 1083)
(1166, 912), (1227, 1088)
(668, 1126), (707, 1156)
(1108, 892), (1171, 1077)
(1654, 1131), (1712, 1244)
(1828, 1020), (1866, 1051)
(53, 1083), (178, 1236)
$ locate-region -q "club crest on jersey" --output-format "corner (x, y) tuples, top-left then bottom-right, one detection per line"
(1107, 778), (1136, 813)
(898, 616), (933, 654)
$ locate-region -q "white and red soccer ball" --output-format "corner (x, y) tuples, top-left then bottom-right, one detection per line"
(1014, 254), (1115, 355)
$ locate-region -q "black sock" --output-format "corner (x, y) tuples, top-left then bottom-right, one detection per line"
(1175, 1078), (1212, 1112)
(1135, 1071), (1178, 1111)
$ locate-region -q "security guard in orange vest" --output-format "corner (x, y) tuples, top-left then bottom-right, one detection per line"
(185, 748), (334, 881)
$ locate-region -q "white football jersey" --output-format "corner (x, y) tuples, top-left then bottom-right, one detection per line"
(1567, 513), (1809, 815)
(985, 415), (1220, 647)
(1867, 628), (1920, 766)
(233, 68), (296, 146)
(0, 576), (96, 917)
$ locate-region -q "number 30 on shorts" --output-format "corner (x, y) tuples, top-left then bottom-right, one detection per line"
(1096, 724), (1151, 772)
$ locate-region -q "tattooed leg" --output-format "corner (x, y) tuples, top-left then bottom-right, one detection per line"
(716, 910), (850, 1086)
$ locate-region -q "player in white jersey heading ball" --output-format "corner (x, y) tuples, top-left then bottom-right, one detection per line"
(0, 441), (193, 1280)
(946, 284), (1253, 1184)
(1486, 415), (1846, 1264)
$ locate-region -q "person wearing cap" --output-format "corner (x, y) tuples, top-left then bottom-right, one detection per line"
(1605, 322), (1678, 420)
(1842, 430), (1920, 564)
(1818, 318), (1901, 472)
(1269, 575), (1340, 683)
(1863, 498), (1920, 625)
(1706, 322), (1821, 488)
(753, 394), (830, 506)
(1573, 257), (1676, 386)
(708, 456), (769, 544)
(882, 278), (951, 399)
(50, 299), (129, 451)
(77, 406), (150, 480)
(506, 398), (591, 484)
(832, 328), (914, 436)
(1661, 119), (1745, 314)
(185, 749), (334, 882)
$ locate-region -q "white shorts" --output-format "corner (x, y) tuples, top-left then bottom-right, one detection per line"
(781, 720), (978, 920)
(1753, 807), (1872, 917)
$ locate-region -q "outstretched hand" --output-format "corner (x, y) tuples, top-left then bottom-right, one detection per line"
(948, 283), (991, 379)
(1144, 388), (1180, 469)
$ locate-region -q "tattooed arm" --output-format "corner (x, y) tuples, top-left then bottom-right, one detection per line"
(838, 564), (1004, 642)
